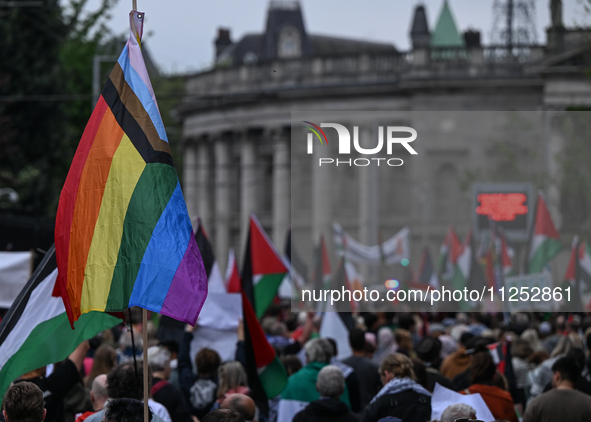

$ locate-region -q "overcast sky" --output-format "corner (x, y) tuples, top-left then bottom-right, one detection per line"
(84, 0), (590, 74)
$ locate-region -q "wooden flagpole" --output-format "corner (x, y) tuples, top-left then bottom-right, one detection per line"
(132, 0), (137, 10)
(143, 308), (149, 421)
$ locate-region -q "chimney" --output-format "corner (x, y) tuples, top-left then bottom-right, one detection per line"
(410, 5), (430, 49)
(463, 30), (481, 48)
(214, 28), (232, 59)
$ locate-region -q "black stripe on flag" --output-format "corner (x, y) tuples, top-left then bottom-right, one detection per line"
(0, 245), (56, 346)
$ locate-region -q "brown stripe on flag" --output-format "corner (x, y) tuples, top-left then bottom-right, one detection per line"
(109, 63), (172, 156)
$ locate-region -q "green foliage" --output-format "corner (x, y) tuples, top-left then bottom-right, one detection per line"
(0, 0), (119, 217)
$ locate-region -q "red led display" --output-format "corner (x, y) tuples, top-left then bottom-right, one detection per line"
(476, 193), (528, 221)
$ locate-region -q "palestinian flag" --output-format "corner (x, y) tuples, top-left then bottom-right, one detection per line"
(563, 237), (591, 310)
(225, 249), (241, 293)
(496, 228), (515, 276)
(527, 192), (562, 273)
(195, 219), (225, 293)
(437, 226), (461, 282)
(241, 214), (287, 318)
(0, 245), (121, 406)
(284, 228), (307, 301)
(311, 235), (331, 291)
(417, 247), (439, 288)
(241, 290), (288, 416)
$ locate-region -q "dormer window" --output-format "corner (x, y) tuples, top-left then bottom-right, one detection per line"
(278, 25), (301, 58)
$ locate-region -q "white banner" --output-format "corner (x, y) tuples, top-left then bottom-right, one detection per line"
(333, 223), (409, 265)
(503, 272), (556, 312)
(190, 293), (242, 364)
(0, 251), (32, 308)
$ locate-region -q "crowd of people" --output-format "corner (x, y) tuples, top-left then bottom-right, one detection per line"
(3, 310), (591, 422)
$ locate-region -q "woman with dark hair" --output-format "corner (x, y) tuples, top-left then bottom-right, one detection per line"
(86, 344), (117, 388)
(460, 351), (518, 422)
(360, 353), (431, 422)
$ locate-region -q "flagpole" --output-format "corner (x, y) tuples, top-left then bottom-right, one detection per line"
(143, 308), (148, 422)
(133, 0), (137, 10)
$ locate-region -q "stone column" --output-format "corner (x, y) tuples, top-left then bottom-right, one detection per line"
(240, 130), (257, 251)
(196, 138), (212, 231)
(358, 125), (379, 286)
(182, 140), (198, 225)
(312, 128), (332, 258)
(272, 127), (290, 249)
(214, 134), (231, 271)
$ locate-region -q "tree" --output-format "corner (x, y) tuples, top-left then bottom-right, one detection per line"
(0, 0), (118, 218)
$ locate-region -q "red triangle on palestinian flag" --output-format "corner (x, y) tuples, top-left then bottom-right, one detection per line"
(534, 194), (560, 239)
(250, 216), (287, 275)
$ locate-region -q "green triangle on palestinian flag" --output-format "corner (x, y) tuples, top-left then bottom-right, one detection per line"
(528, 192), (562, 273)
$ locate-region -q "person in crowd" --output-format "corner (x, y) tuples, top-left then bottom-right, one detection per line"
(158, 341), (181, 390)
(220, 394), (256, 422)
(372, 328), (397, 365)
(116, 329), (143, 363)
(147, 346), (193, 422)
(278, 338), (351, 422)
(15, 341), (90, 422)
(529, 331), (583, 400)
(523, 356), (591, 422)
(178, 324), (222, 419)
(342, 328), (382, 408)
(3, 382), (46, 422)
(83, 362), (170, 422)
(293, 365), (357, 422)
(360, 353), (431, 422)
(510, 337), (533, 407)
(393, 329), (415, 359)
(440, 332), (473, 379)
(200, 410), (244, 422)
(460, 351), (518, 422)
(280, 355), (302, 376)
(542, 317), (565, 354)
(215, 361), (250, 406)
(440, 403), (476, 422)
(326, 338), (361, 413)
(521, 328), (543, 352)
(415, 336), (454, 392)
(86, 344), (117, 388)
(75, 375), (109, 422)
(364, 332), (377, 358)
(103, 398), (151, 422)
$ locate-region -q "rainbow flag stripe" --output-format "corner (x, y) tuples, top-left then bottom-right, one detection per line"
(54, 11), (207, 327)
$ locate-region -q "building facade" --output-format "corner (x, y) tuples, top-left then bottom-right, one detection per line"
(177, 1), (591, 284)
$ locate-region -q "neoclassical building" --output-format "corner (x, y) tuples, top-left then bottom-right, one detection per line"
(177, 0), (591, 284)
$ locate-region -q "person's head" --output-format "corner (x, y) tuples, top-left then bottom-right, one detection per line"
(107, 362), (148, 399)
(119, 329), (142, 351)
(550, 332), (583, 357)
(2, 382), (46, 422)
(551, 356), (581, 388)
(158, 341), (179, 360)
(377, 327), (394, 347)
(416, 336), (442, 364)
(379, 353), (415, 384)
(349, 328), (366, 353)
(304, 338), (333, 364)
(196, 348), (221, 378)
(217, 361), (248, 399)
(280, 355), (303, 376)
(470, 351), (496, 385)
(201, 409), (245, 422)
(511, 338), (533, 360)
(440, 403), (477, 422)
(147, 346), (171, 379)
(87, 344), (117, 387)
(103, 398), (151, 422)
(220, 394), (255, 421)
(90, 374), (109, 411)
(316, 365), (345, 399)
(397, 314), (416, 332)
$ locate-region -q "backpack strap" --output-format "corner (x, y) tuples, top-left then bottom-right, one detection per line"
(151, 380), (171, 397)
